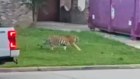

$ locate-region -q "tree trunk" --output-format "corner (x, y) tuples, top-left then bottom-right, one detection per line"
(32, 8), (38, 26)
(31, 0), (43, 27)
(32, 5), (38, 26)
(31, 0), (39, 27)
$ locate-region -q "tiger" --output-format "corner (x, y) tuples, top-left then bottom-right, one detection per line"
(40, 35), (81, 51)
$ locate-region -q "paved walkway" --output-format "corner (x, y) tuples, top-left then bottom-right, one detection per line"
(36, 22), (140, 49)
(97, 32), (140, 49)
(36, 22), (90, 32)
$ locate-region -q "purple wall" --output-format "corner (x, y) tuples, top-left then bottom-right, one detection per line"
(88, 0), (140, 38)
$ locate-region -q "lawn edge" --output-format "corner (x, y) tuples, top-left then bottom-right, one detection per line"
(1, 64), (140, 72)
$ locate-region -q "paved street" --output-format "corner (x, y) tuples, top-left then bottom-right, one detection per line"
(0, 69), (140, 79)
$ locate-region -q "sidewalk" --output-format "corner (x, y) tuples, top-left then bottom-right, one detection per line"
(96, 32), (140, 49)
(36, 22), (90, 32)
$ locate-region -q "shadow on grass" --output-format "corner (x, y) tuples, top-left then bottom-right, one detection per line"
(0, 57), (14, 65)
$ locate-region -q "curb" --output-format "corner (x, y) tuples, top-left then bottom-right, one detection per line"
(1, 64), (140, 72)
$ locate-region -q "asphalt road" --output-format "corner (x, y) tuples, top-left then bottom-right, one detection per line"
(0, 69), (140, 79)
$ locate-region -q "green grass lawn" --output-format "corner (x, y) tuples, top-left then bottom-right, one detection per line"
(2, 27), (140, 67)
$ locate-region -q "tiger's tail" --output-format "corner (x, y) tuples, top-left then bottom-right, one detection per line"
(72, 43), (81, 51)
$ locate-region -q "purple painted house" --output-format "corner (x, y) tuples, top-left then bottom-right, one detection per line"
(88, 0), (140, 39)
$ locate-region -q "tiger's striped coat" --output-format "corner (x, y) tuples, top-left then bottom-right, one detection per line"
(41, 35), (81, 51)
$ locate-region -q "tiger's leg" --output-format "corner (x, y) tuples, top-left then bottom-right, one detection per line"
(63, 46), (67, 50)
(50, 45), (55, 50)
(50, 47), (54, 50)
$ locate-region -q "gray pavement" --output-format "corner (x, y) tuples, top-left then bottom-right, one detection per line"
(36, 22), (90, 32)
(1, 64), (140, 72)
(0, 69), (140, 79)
